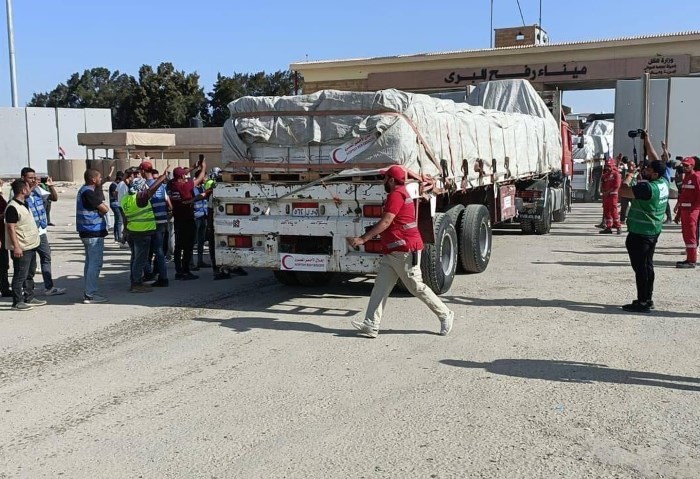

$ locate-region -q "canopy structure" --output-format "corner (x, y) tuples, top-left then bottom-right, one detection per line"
(77, 132), (177, 160)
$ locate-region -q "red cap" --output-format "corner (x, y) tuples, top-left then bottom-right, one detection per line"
(681, 157), (696, 167)
(173, 167), (186, 178)
(605, 159), (616, 168)
(139, 161), (153, 172)
(381, 165), (406, 184)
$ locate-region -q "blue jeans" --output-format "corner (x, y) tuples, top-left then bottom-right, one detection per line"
(194, 216), (207, 264)
(129, 233), (153, 285)
(37, 233), (53, 290)
(151, 223), (168, 280)
(81, 237), (104, 297)
(111, 206), (123, 243)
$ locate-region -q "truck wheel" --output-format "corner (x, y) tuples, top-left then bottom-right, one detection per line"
(273, 270), (300, 286)
(520, 220), (535, 234)
(296, 271), (336, 286)
(445, 205), (466, 272)
(552, 197), (569, 223)
(534, 198), (552, 235)
(459, 204), (492, 274)
(420, 213), (458, 295)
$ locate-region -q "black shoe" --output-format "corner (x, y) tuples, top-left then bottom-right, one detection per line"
(181, 273), (199, 280)
(231, 267), (248, 276)
(143, 272), (157, 282)
(676, 261), (696, 269)
(198, 261), (211, 268)
(214, 272), (231, 280)
(616, 228), (622, 235)
(151, 279), (169, 287)
(175, 273), (184, 280)
(595, 223), (605, 229)
(598, 228), (613, 234)
(633, 299), (655, 310)
(622, 301), (650, 313)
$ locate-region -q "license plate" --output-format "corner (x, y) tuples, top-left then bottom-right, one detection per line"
(292, 202), (319, 217)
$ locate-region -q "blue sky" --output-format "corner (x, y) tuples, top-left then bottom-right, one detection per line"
(1, 0), (698, 114)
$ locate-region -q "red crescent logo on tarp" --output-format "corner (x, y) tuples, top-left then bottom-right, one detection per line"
(281, 254), (294, 270)
(331, 148), (347, 164)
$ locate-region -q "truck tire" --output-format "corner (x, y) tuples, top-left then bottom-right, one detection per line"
(296, 271), (336, 286)
(552, 188), (568, 223)
(273, 270), (300, 286)
(445, 205), (466, 272)
(458, 204), (492, 274)
(520, 220), (535, 234)
(420, 213), (458, 295)
(534, 197), (552, 235)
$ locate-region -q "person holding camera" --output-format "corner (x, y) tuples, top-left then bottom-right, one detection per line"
(618, 132), (670, 313)
(673, 156), (700, 268)
(348, 165), (454, 338)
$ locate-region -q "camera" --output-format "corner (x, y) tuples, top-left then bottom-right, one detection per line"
(627, 129), (646, 139)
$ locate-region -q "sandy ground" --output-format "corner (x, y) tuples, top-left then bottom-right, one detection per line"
(0, 184), (698, 478)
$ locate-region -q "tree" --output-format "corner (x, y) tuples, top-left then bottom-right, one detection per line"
(207, 70), (298, 127)
(131, 62), (208, 128)
(28, 68), (139, 129)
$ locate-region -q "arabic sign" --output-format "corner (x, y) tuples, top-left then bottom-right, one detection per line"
(366, 55), (691, 90)
(331, 132), (378, 164)
(279, 254), (328, 272)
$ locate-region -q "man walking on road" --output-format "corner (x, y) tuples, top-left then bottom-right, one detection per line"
(20, 167), (66, 296)
(618, 133), (669, 313)
(76, 169), (110, 304)
(673, 156), (700, 268)
(4, 180), (47, 311)
(349, 165), (454, 338)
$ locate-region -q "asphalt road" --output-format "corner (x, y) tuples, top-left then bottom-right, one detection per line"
(1, 185), (698, 478)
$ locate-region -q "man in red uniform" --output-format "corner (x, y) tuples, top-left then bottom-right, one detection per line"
(349, 165), (454, 338)
(600, 159), (622, 234)
(673, 156), (700, 268)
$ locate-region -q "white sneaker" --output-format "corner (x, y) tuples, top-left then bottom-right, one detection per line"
(45, 287), (66, 296)
(440, 310), (454, 336)
(83, 294), (108, 304)
(351, 320), (379, 339)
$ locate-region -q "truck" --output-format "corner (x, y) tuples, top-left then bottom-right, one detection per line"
(212, 79), (572, 294)
(571, 114), (614, 202)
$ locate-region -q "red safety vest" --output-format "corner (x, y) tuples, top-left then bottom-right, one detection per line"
(379, 186), (424, 254)
(678, 171), (700, 210)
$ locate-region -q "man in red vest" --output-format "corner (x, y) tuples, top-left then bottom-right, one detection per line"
(600, 159), (622, 234)
(349, 165), (454, 338)
(673, 156), (700, 268)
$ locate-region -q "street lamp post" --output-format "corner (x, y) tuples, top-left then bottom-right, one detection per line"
(5, 0), (18, 107)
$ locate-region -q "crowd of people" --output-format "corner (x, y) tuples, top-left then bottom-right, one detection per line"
(2, 137), (699, 318)
(593, 131), (700, 313)
(1, 157), (246, 310)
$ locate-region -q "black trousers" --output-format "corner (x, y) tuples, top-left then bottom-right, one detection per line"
(11, 249), (37, 306)
(206, 208), (217, 273)
(174, 219), (196, 275)
(619, 197), (631, 223)
(0, 247), (10, 292)
(625, 232), (659, 303)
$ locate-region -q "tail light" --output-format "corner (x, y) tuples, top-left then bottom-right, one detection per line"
(363, 240), (383, 254)
(226, 203), (251, 215)
(363, 205), (383, 217)
(517, 190), (542, 200)
(227, 235), (253, 248)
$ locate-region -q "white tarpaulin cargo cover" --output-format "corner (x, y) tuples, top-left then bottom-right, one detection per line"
(78, 132), (176, 148)
(222, 80), (562, 184)
(572, 120), (614, 162)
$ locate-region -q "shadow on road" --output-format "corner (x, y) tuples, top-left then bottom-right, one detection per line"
(442, 295), (700, 320)
(439, 358), (700, 392)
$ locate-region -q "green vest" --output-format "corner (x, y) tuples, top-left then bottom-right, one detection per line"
(627, 178), (669, 236)
(121, 194), (156, 233)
